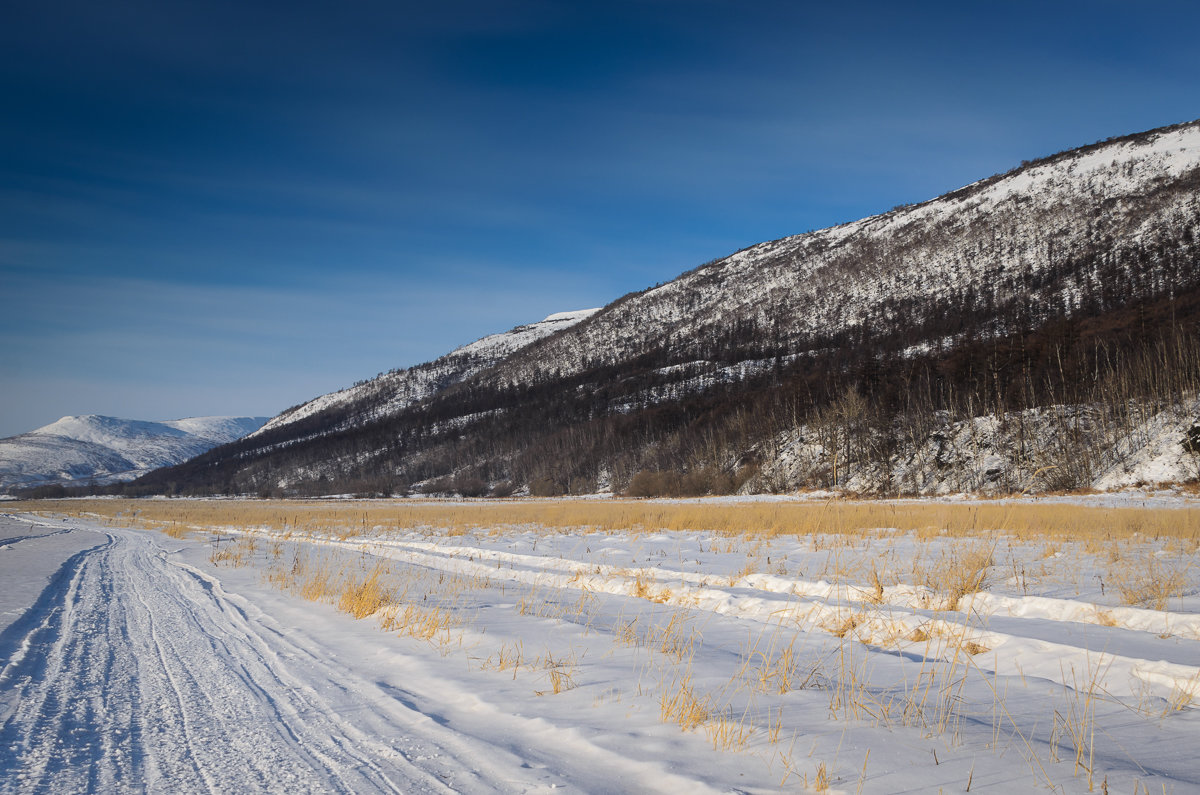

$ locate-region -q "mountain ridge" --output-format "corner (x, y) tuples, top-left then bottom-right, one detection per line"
(130, 118), (1200, 498)
(1, 414), (268, 492)
(249, 308), (601, 444)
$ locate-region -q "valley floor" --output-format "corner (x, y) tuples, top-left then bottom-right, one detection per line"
(2, 500), (1200, 793)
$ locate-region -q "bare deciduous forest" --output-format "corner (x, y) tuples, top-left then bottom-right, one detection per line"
(72, 121), (1200, 501)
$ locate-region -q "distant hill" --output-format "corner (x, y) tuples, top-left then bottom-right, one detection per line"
(0, 415), (268, 492)
(136, 119), (1200, 497)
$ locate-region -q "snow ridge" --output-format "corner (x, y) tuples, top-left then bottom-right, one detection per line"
(252, 308), (600, 438)
(486, 121), (1200, 389)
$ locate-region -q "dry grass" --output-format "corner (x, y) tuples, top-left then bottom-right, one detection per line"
(917, 541), (997, 610)
(378, 603), (460, 649)
(338, 565), (393, 618)
(647, 610), (702, 662)
(1049, 657), (1109, 789)
(630, 573), (673, 604)
(660, 673), (710, 731)
(299, 560), (334, 602)
(813, 761), (830, 792)
(1108, 554), (1192, 610)
(745, 639), (803, 695)
(1167, 671), (1200, 713)
(535, 651), (579, 696)
(703, 708), (755, 752)
(823, 611), (863, 639)
(209, 535), (255, 567)
(482, 641), (528, 677)
(250, 539), (464, 651)
(159, 521), (194, 539)
(20, 497), (1200, 544)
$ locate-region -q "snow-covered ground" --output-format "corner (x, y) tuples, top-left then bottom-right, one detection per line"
(3, 506), (1199, 792)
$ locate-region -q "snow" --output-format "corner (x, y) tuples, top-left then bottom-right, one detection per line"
(451, 308), (600, 359)
(252, 309), (600, 440)
(1092, 399), (1200, 490)
(484, 121), (1200, 394)
(0, 416), (268, 491)
(758, 397), (1200, 495)
(542, 309), (601, 323)
(4, 505), (1200, 792)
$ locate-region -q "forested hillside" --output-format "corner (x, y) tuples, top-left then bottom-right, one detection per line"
(130, 119), (1200, 498)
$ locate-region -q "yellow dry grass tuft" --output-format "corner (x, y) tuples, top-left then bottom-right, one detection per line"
(209, 536), (255, 567)
(379, 603), (459, 646)
(1108, 554), (1191, 610)
(703, 709), (755, 752)
(483, 641), (528, 677)
(916, 541), (996, 610)
(648, 610), (702, 662)
(747, 641), (802, 695)
(299, 562), (334, 602)
(160, 522), (194, 539)
(660, 674), (710, 732)
(824, 611), (862, 639)
(535, 651), (579, 696)
(338, 565), (393, 619)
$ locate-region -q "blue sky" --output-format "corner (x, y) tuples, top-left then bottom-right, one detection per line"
(2, 0), (1198, 437)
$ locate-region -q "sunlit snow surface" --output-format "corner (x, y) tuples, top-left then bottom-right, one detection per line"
(252, 309), (600, 440)
(3, 500), (1199, 793)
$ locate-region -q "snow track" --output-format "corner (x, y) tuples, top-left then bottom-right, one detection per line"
(1, 518), (614, 794)
(4, 527), (412, 792)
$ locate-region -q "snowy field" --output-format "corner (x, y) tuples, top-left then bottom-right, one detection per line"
(3, 499), (1200, 793)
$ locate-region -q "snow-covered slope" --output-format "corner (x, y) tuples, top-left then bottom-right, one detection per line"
(487, 121), (1200, 388)
(139, 119), (1200, 497)
(252, 308), (600, 438)
(0, 414), (268, 490)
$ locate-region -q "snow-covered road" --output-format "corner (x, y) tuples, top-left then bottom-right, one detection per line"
(0, 517), (462, 792)
(3, 516), (701, 794)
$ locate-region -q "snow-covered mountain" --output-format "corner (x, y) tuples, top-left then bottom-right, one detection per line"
(250, 309), (600, 440)
(140, 119), (1200, 497)
(0, 415), (268, 491)
(484, 121), (1200, 391)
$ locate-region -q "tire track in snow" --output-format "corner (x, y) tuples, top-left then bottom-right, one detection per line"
(0, 529), (73, 548)
(0, 525), (508, 794)
(0, 532), (146, 792)
(159, 558), (728, 795)
(136, 555), (448, 794)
